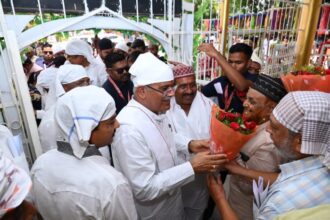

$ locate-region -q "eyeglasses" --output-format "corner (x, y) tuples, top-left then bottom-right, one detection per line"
(109, 66), (130, 75)
(146, 85), (175, 97)
(43, 51), (53, 55)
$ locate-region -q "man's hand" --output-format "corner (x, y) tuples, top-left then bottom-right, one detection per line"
(190, 151), (228, 173)
(188, 139), (209, 153)
(224, 160), (241, 175)
(207, 174), (226, 201)
(198, 43), (220, 58)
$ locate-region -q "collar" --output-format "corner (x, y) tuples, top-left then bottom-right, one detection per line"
(57, 141), (101, 158)
(278, 156), (325, 181)
(129, 99), (166, 123)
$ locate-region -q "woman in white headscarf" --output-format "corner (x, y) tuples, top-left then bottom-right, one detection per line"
(30, 85), (138, 220)
(66, 39), (108, 87)
(38, 64), (89, 153)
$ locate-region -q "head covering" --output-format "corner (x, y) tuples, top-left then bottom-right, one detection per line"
(251, 52), (263, 65)
(52, 43), (65, 55)
(0, 149), (31, 218)
(45, 64), (89, 110)
(272, 91), (330, 168)
(36, 68), (58, 94)
(115, 42), (129, 53)
(98, 38), (113, 50)
(129, 52), (173, 86)
(172, 64), (195, 79)
(252, 74), (287, 103)
(55, 85), (116, 159)
(65, 39), (95, 64)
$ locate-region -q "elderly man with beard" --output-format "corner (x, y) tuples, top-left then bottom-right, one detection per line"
(111, 53), (228, 220)
(166, 64), (214, 220)
(206, 91), (330, 220)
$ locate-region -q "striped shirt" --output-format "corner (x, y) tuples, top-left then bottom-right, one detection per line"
(255, 156), (330, 220)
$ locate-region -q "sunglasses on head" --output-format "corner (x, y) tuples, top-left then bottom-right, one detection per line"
(109, 66), (130, 74)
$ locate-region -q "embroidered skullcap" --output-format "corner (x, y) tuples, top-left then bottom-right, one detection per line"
(252, 74), (287, 103)
(55, 85), (116, 159)
(98, 38), (113, 50)
(272, 91), (330, 168)
(65, 39), (95, 64)
(172, 64), (195, 79)
(115, 42), (129, 53)
(0, 149), (31, 217)
(129, 52), (173, 86)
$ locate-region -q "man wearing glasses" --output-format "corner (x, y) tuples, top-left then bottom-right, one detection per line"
(166, 64), (214, 220)
(111, 52), (228, 220)
(36, 43), (54, 69)
(103, 52), (133, 114)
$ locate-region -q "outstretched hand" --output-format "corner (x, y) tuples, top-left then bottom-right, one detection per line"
(188, 139), (210, 153)
(198, 43), (220, 58)
(207, 174), (226, 201)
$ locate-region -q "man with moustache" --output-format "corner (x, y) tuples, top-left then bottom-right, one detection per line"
(111, 53), (228, 220)
(103, 52), (133, 114)
(166, 64), (214, 220)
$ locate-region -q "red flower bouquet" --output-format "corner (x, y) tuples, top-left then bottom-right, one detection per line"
(281, 66), (330, 93)
(210, 105), (257, 160)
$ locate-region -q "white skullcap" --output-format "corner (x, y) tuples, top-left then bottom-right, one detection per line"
(129, 52), (173, 87)
(0, 149), (31, 217)
(52, 43), (65, 55)
(36, 67), (58, 95)
(115, 42), (129, 53)
(55, 85), (116, 159)
(251, 52), (263, 65)
(45, 64), (89, 110)
(65, 39), (95, 64)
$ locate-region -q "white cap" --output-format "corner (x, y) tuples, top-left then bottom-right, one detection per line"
(129, 52), (173, 87)
(115, 42), (129, 53)
(251, 52), (263, 65)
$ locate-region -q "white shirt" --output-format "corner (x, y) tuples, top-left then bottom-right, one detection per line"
(166, 92), (213, 220)
(30, 149), (137, 220)
(112, 99), (195, 220)
(85, 62), (108, 87)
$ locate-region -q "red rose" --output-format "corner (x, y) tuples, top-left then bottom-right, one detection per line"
(230, 122), (240, 131)
(219, 112), (226, 121)
(244, 121), (257, 130)
(226, 112), (237, 121)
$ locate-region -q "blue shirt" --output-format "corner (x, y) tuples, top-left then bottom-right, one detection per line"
(201, 72), (258, 113)
(256, 156), (330, 220)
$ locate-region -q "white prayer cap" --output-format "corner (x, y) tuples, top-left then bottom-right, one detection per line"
(45, 64), (89, 110)
(115, 42), (129, 53)
(65, 39), (95, 64)
(129, 52), (173, 87)
(52, 43), (65, 55)
(251, 52), (263, 65)
(55, 85), (116, 159)
(0, 149), (31, 218)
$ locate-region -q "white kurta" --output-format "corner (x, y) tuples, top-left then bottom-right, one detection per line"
(166, 91), (213, 220)
(30, 149), (137, 220)
(112, 99), (195, 220)
(85, 62), (108, 87)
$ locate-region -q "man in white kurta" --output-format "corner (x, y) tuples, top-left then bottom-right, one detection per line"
(31, 86), (137, 220)
(66, 39), (108, 86)
(112, 53), (227, 220)
(166, 64), (213, 220)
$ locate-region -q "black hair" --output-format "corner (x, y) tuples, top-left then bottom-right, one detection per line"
(42, 42), (52, 50)
(104, 52), (126, 68)
(131, 39), (146, 50)
(127, 51), (142, 64)
(98, 38), (113, 50)
(229, 43), (253, 59)
(53, 55), (66, 68)
(126, 42), (132, 47)
(23, 58), (32, 66)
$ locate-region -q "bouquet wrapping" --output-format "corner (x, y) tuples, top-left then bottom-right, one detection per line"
(210, 105), (257, 160)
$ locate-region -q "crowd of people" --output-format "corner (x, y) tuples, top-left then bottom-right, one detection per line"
(0, 36), (329, 220)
